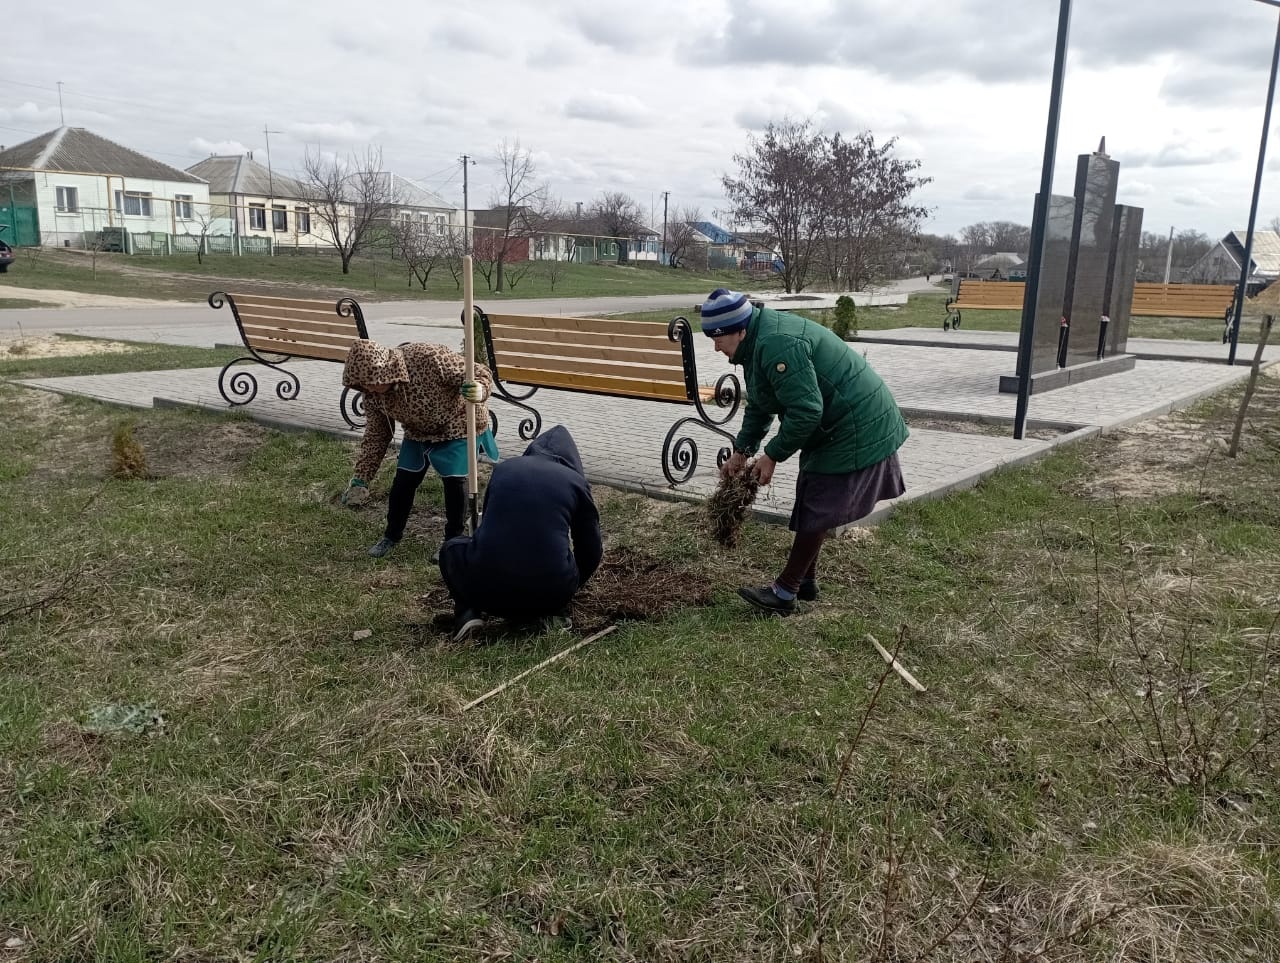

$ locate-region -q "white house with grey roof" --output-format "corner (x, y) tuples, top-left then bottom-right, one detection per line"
(187, 153), (317, 248)
(0, 126), (209, 250)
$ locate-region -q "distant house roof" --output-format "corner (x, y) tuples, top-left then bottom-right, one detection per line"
(0, 126), (204, 183)
(379, 172), (454, 211)
(187, 155), (307, 197)
(1223, 230), (1280, 277)
(689, 221), (738, 245)
(975, 252), (1026, 271)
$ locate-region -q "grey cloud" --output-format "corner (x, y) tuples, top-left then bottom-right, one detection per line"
(1118, 144), (1238, 168)
(573, 9), (645, 52)
(434, 22), (504, 56)
(963, 185), (1009, 201)
(1173, 189), (1215, 207)
(692, 0), (1279, 91)
(564, 93), (652, 127)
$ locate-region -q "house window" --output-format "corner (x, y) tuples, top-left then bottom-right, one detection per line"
(296, 208), (310, 234)
(175, 194), (193, 220)
(56, 186), (79, 213)
(114, 190), (153, 217)
(249, 204), (266, 230)
(272, 205), (287, 232)
(435, 214), (446, 236)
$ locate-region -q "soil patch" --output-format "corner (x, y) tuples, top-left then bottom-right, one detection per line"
(1, 334), (133, 359)
(1073, 417), (1222, 499)
(417, 547), (713, 639)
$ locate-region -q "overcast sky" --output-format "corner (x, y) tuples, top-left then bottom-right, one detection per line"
(6, 0), (1280, 241)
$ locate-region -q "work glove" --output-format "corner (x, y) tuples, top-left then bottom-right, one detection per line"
(340, 477), (369, 506)
(461, 381), (489, 404)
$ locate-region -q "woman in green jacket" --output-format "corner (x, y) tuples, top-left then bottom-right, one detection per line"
(701, 288), (909, 614)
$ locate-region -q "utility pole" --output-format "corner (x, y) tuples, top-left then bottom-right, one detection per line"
(459, 153), (475, 254)
(57, 82), (65, 125)
(1163, 225), (1174, 284)
(262, 126), (282, 253)
(661, 191), (670, 266)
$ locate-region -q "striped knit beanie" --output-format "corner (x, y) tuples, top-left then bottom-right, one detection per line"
(699, 288), (752, 336)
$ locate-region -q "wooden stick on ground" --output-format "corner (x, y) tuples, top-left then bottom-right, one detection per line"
(866, 634), (927, 693)
(462, 625), (618, 712)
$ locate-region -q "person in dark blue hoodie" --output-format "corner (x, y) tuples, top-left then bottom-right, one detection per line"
(438, 425), (603, 642)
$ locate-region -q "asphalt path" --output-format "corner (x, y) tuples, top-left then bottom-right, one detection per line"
(0, 277), (941, 348)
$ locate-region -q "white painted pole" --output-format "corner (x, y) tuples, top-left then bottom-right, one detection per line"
(1163, 225), (1174, 285)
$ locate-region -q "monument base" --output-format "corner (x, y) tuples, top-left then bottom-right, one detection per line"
(998, 353), (1136, 394)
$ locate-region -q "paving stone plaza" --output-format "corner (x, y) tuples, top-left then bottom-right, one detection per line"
(15, 294), (1275, 526)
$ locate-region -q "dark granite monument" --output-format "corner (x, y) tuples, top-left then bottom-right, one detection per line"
(1101, 203), (1144, 358)
(1000, 139), (1143, 394)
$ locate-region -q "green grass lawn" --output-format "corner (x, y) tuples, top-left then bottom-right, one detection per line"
(1, 342), (1278, 959)
(0, 249), (757, 304)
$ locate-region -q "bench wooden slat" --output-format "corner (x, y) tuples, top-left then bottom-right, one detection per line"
(489, 323), (677, 352)
(242, 326), (364, 351)
(485, 313), (671, 337)
(233, 306), (348, 329)
(501, 365), (691, 403)
(239, 316), (368, 338)
(244, 337), (352, 362)
(231, 293), (347, 312)
(493, 351), (686, 383)
(490, 337), (682, 367)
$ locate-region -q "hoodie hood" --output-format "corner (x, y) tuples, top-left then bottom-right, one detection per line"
(342, 339), (410, 389)
(523, 425), (585, 476)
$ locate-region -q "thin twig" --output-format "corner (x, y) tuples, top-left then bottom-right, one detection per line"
(462, 625), (617, 712)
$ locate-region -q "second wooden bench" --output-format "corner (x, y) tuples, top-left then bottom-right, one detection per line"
(473, 308), (742, 485)
(209, 291), (369, 429)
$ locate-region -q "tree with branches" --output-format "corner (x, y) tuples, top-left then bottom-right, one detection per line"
(483, 140), (552, 292)
(723, 119), (833, 293)
(590, 191), (645, 263)
(665, 206), (704, 269)
(817, 131), (930, 291)
(390, 218), (448, 290)
(297, 146), (400, 274)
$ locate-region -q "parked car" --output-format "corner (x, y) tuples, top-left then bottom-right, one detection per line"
(0, 225), (14, 273)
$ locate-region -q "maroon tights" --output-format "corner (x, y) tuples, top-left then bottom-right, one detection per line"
(776, 530), (827, 593)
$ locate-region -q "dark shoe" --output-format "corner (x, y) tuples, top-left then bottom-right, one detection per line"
(737, 584), (796, 615)
(798, 579), (819, 602)
(368, 536), (398, 559)
(452, 609), (485, 643)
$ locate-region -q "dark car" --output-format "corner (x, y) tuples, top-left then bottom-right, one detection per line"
(0, 225), (14, 273)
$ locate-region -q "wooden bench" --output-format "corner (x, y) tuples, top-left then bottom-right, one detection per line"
(208, 291), (369, 429)
(944, 279), (1237, 329)
(473, 307), (742, 485)
(1130, 282), (1234, 320)
(944, 279), (1025, 328)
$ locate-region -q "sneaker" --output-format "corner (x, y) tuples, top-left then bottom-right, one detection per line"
(540, 615), (573, 634)
(798, 579), (819, 602)
(367, 536), (398, 559)
(737, 584), (796, 615)
(451, 609), (485, 643)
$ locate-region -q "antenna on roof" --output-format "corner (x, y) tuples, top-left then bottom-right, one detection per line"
(57, 81), (65, 125)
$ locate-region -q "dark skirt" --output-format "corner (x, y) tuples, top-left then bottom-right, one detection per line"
(789, 452), (905, 533)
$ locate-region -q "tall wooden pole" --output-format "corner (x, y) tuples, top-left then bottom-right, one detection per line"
(462, 254), (479, 532)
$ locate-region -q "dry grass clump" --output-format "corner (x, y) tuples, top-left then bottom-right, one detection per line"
(707, 468), (760, 547)
(110, 421), (148, 480)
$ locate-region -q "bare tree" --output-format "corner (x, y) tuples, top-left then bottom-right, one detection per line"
(297, 146), (400, 274)
(390, 219), (448, 290)
(590, 191), (645, 263)
(723, 118), (832, 293)
(181, 202), (230, 265)
(665, 206), (703, 268)
(484, 140), (551, 292)
(818, 131), (930, 290)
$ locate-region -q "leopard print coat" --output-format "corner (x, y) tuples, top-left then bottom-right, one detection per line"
(342, 339), (493, 483)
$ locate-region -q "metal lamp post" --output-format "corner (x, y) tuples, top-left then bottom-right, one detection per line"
(1013, 0), (1073, 439)
(1229, 0), (1280, 365)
